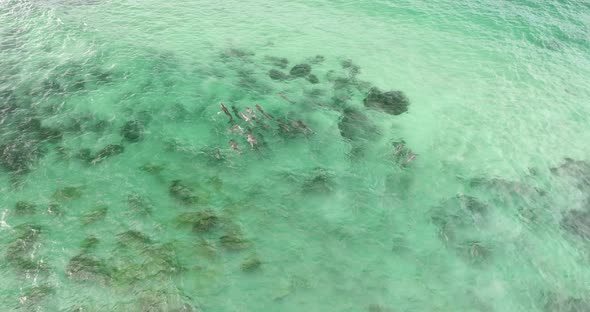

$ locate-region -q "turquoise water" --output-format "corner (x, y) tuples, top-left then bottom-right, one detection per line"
(1, 0), (590, 311)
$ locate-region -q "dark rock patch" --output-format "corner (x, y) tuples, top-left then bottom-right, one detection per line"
(268, 69), (289, 81)
(241, 256), (262, 271)
(307, 74), (319, 84)
(52, 186), (83, 202)
(338, 108), (378, 142)
(91, 144), (124, 164)
(363, 87), (410, 115)
(289, 64), (312, 77)
(66, 254), (112, 282)
(81, 205), (108, 225)
(176, 210), (219, 233)
(560, 209), (590, 240)
(169, 180), (199, 205)
(309, 55), (325, 64)
(264, 56), (289, 68)
(0, 136), (46, 174)
(120, 120), (144, 142)
(15, 201), (36, 215)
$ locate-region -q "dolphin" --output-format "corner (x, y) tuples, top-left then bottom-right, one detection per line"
(220, 103), (233, 121)
(229, 140), (241, 153)
(247, 134), (257, 149)
(231, 106), (241, 119)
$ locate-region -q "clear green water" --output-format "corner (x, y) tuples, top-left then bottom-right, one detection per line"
(1, 0), (590, 311)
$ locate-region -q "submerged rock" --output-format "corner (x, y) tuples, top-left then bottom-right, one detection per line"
(0, 136), (45, 173)
(6, 224), (46, 272)
(220, 232), (250, 251)
(341, 59), (361, 77)
(241, 256), (262, 272)
(265, 56), (289, 68)
(363, 87), (410, 115)
(21, 284), (55, 306)
(120, 120), (144, 142)
(81, 236), (100, 251)
(17, 117), (62, 144)
(139, 163), (164, 175)
(368, 304), (395, 312)
(52, 186), (83, 202)
(127, 194), (153, 215)
(458, 240), (492, 265)
(551, 158), (590, 189)
(76, 148), (94, 162)
(430, 195), (489, 243)
(289, 64), (312, 77)
(221, 48), (255, 60)
(560, 209), (590, 240)
(309, 55), (325, 64)
(18, 118), (42, 133)
(544, 293), (590, 312)
(117, 230), (153, 246)
(176, 210), (219, 232)
(269, 69), (289, 81)
(38, 127), (63, 143)
(307, 74), (319, 84)
(81, 205), (108, 225)
(169, 180), (199, 205)
(302, 168), (334, 193)
(66, 254), (112, 282)
(15, 201), (36, 215)
(91, 144), (124, 164)
(469, 177), (545, 197)
(338, 108), (378, 141)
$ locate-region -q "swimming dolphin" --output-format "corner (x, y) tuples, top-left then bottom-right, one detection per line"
(240, 112), (254, 126)
(406, 153), (417, 165)
(246, 107), (257, 120)
(231, 124), (245, 135)
(229, 140), (240, 153)
(276, 119), (291, 133)
(255, 104), (274, 120)
(393, 144), (404, 157)
(292, 120), (312, 135)
(220, 103), (233, 121)
(247, 134), (257, 149)
(254, 105), (275, 128)
(231, 106), (241, 119)
(278, 93), (295, 104)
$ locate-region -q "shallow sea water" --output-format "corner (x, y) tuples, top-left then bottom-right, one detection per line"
(1, 0), (590, 311)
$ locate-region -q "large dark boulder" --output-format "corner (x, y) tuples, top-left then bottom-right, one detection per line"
(289, 64), (311, 77)
(363, 87), (410, 115)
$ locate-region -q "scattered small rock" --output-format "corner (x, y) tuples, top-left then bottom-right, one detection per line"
(307, 74), (319, 84)
(120, 120), (144, 142)
(52, 186), (83, 202)
(269, 69), (289, 81)
(241, 256), (262, 272)
(169, 180), (199, 205)
(265, 56), (289, 68)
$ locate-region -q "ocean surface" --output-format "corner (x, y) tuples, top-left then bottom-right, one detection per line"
(1, 0), (590, 311)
